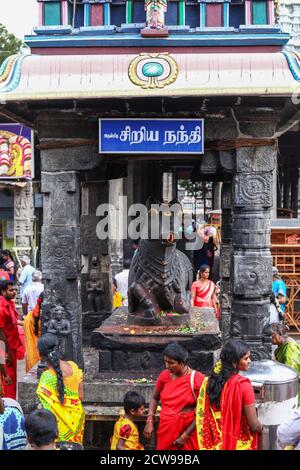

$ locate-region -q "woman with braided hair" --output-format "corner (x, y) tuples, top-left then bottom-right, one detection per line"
(36, 333), (85, 445)
(196, 339), (263, 450)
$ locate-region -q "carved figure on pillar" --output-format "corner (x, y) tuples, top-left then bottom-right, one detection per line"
(14, 182), (34, 257)
(128, 198), (193, 325)
(145, 0), (167, 29)
(47, 305), (71, 359)
(86, 256), (104, 313)
(231, 141), (275, 359)
(142, 0), (168, 37)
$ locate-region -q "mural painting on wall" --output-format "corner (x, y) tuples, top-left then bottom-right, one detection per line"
(0, 124), (34, 179)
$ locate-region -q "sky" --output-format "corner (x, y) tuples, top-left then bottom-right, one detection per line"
(1, 0), (38, 40)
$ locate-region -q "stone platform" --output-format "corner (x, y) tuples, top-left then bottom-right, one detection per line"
(91, 307), (222, 374)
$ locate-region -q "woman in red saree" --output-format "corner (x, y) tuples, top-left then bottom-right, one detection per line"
(191, 265), (220, 319)
(196, 339), (263, 450)
(144, 343), (204, 450)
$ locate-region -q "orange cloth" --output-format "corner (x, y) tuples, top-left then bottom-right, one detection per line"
(23, 308), (41, 372)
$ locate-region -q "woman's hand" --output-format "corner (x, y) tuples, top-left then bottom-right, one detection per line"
(6, 351), (12, 367)
(143, 421), (154, 440)
(173, 435), (185, 448)
(4, 375), (12, 385)
(174, 431), (190, 448)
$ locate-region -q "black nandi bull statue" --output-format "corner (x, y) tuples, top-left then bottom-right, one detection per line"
(128, 198), (193, 325)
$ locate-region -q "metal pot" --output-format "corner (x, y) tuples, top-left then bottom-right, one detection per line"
(241, 360), (298, 450)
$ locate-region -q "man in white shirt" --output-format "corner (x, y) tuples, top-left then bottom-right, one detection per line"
(115, 259), (131, 307)
(22, 270), (44, 316)
(18, 255), (35, 298)
(277, 408), (300, 450)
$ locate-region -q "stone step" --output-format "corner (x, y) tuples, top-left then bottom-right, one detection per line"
(18, 371), (155, 414)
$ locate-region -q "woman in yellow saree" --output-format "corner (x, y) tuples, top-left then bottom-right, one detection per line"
(36, 333), (85, 445)
(196, 339), (263, 450)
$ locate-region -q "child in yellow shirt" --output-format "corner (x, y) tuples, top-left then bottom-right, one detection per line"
(112, 278), (123, 309)
(111, 391), (145, 450)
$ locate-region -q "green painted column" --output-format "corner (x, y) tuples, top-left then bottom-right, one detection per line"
(126, 0), (133, 23)
(179, 0), (185, 26)
(44, 1), (61, 26)
(252, 0), (267, 25)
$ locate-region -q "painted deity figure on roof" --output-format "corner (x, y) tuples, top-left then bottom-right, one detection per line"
(0, 131), (32, 178)
(145, 0), (167, 29)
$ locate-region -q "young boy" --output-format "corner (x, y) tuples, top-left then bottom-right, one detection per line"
(111, 391), (145, 450)
(25, 409), (58, 450)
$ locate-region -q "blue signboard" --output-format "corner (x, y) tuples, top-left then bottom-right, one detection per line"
(99, 119), (204, 154)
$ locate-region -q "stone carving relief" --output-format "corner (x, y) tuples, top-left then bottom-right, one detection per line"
(42, 172), (79, 226)
(234, 173), (272, 207)
(220, 245), (232, 278)
(42, 228), (79, 279)
(47, 305), (72, 359)
(140, 351), (152, 369)
(220, 313), (231, 343)
(86, 256), (104, 313)
(14, 183), (34, 252)
(234, 256), (272, 297)
(249, 344), (271, 361)
(231, 319), (241, 338)
(220, 292), (231, 310)
(236, 146), (276, 173)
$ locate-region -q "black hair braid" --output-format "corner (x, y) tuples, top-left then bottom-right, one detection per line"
(208, 339), (250, 409)
(46, 350), (65, 404)
(208, 362), (236, 409)
(33, 306), (41, 337)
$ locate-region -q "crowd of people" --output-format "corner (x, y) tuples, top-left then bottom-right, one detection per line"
(0, 243), (299, 451)
(1, 333), (299, 450)
(111, 339), (300, 451)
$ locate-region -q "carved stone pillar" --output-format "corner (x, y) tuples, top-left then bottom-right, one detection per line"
(220, 182), (233, 342)
(231, 144), (276, 359)
(41, 169), (83, 367)
(14, 182), (35, 260)
(109, 178), (124, 277)
(81, 181), (113, 332)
